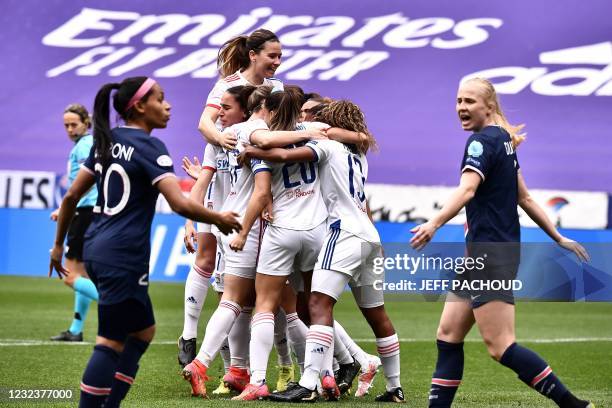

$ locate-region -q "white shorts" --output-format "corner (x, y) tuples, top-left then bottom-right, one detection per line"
(217, 219), (263, 279)
(211, 245), (225, 293)
(257, 221), (326, 277)
(311, 229), (384, 308)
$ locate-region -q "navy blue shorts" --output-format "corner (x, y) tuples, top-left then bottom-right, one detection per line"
(65, 206), (93, 261)
(450, 263), (519, 308)
(84, 261), (149, 306)
(97, 297), (155, 341)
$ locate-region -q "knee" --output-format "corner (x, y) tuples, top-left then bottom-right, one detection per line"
(308, 293), (333, 321)
(135, 325), (156, 343)
(63, 272), (77, 287)
(481, 334), (513, 361)
(436, 323), (463, 343)
(194, 256), (215, 274)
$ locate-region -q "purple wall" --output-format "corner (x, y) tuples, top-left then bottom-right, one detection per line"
(1, 0), (611, 190)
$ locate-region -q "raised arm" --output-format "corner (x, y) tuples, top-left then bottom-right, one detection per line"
(410, 170), (481, 250)
(250, 128), (325, 149)
(230, 170), (272, 251)
(49, 169), (96, 277)
(518, 171), (589, 261)
(198, 106), (237, 149)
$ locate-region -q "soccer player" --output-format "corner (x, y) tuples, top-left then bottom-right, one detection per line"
(49, 76), (241, 408)
(49, 104), (99, 342)
(178, 85), (250, 364)
(240, 100), (405, 403)
(409, 77), (593, 408)
(198, 28), (283, 150)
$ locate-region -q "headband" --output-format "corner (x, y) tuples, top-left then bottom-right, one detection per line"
(124, 78), (156, 112)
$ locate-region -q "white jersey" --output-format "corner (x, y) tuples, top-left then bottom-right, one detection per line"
(206, 70), (283, 128)
(306, 139), (379, 243)
(202, 143), (230, 210)
(257, 122), (328, 231)
(220, 118), (270, 219)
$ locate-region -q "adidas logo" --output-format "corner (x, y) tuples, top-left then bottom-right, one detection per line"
(397, 389), (404, 399)
(186, 296), (197, 304)
(310, 346), (325, 354)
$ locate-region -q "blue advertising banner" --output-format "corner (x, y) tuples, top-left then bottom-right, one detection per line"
(1, 0), (611, 192)
(3, 208), (612, 301)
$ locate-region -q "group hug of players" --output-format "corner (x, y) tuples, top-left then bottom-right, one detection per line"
(49, 27), (594, 408)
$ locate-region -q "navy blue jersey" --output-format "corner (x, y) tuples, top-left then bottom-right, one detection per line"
(82, 127), (175, 272)
(461, 126), (520, 263)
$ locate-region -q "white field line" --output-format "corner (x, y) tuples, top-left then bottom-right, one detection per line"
(1, 337), (612, 347)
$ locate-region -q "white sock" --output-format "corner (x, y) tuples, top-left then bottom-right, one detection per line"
(334, 320), (368, 367)
(196, 300), (241, 367)
(376, 333), (401, 391)
(299, 325), (334, 390)
(220, 338), (231, 373)
(274, 309), (292, 366)
(182, 265), (211, 340)
(249, 312), (275, 385)
(286, 312), (308, 374)
(229, 306), (252, 369)
(333, 327), (354, 365)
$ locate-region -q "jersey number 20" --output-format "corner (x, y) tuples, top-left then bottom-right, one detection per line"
(282, 162), (316, 189)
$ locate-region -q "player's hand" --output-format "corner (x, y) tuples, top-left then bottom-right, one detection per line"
(49, 245), (69, 279)
(229, 233), (247, 252)
(219, 129), (238, 150)
(410, 221), (437, 251)
(184, 220), (197, 253)
(50, 208), (60, 221)
(237, 145), (255, 166)
(215, 211), (242, 235)
(558, 236), (590, 263)
(182, 156), (202, 180)
(306, 128), (328, 140)
(262, 201), (274, 222)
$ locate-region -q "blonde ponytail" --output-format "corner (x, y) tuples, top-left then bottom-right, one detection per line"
(466, 77), (526, 148)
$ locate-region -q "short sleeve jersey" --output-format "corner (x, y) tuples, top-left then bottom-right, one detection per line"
(461, 125), (520, 243)
(306, 139), (379, 243)
(202, 143), (230, 210)
(258, 122), (328, 230)
(69, 134), (98, 207)
(82, 127), (175, 271)
(220, 119), (271, 218)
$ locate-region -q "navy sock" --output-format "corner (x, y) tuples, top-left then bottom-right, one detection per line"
(104, 337), (150, 408)
(429, 340), (464, 408)
(79, 345), (119, 408)
(500, 343), (569, 405)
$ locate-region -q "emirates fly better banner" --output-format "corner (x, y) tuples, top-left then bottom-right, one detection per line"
(1, 0), (611, 195)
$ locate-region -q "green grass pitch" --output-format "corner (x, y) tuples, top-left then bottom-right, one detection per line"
(0, 276), (610, 407)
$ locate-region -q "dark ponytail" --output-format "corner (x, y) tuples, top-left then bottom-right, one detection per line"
(225, 85), (258, 119)
(265, 85), (304, 131)
(217, 29), (279, 78)
(92, 76), (150, 166)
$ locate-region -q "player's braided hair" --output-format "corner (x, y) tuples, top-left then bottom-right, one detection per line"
(314, 100), (378, 154)
(465, 77), (526, 147)
(92, 76), (153, 166)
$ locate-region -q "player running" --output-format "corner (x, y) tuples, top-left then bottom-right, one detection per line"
(49, 76), (241, 408)
(410, 77), (593, 408)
